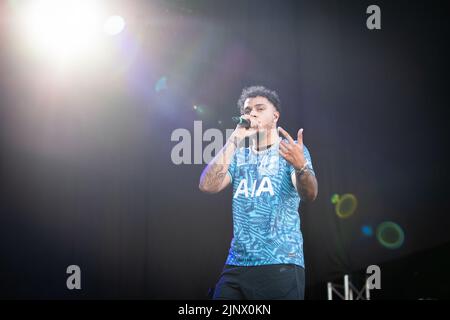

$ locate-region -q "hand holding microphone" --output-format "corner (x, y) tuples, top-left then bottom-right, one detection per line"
(232, 116), (251, 129)
(230, 115), (258, 143)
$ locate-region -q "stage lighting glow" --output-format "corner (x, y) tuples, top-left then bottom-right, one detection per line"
(18, 0), (102, 62)
(104, 15), (125, 35)
(376, 221), (405, 249)
(332, 193), (358, 219)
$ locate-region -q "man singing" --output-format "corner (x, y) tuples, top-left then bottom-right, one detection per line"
(199, 86), (318, 300)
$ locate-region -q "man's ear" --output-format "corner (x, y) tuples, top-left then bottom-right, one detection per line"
(273, 111), (280, 123)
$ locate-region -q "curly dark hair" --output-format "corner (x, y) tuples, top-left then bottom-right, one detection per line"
(237, 85), (281, 114)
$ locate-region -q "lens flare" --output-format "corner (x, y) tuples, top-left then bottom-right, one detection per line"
(155, 76), (168, 92)
(19, 0), (103, 62)
(376, 221), (405, 249)
(361, 225), (373, 237)
(333, 193), (358, 219)
(104, 15), (126, 36)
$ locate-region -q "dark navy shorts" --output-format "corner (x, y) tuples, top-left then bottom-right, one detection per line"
(212, 264), (305, 300)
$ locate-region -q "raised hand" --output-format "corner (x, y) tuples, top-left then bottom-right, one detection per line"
(278, 127), (308, 170)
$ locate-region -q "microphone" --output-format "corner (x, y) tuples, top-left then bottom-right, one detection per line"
(232, 116), (251, 129)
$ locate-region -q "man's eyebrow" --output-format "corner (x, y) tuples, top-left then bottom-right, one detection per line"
(245, 104), (266, 109)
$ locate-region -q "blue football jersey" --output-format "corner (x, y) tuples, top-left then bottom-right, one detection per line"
(226, 137), (315, 268)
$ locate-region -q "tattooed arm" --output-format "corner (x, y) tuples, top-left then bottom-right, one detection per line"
(198, 139), (236, 194)
(292, 169), (318, 202)
(199, 118), (257, 194)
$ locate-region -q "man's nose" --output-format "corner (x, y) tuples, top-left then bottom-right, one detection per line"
(250, 109), (258, 117)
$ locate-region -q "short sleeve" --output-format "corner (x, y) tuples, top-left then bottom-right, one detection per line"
(227, 151), (237, 183)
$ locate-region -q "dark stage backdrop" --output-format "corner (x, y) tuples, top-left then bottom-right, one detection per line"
(0, 0), (449, 299)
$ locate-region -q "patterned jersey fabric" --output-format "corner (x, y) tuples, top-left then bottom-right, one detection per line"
(226, 137), (315, 268)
